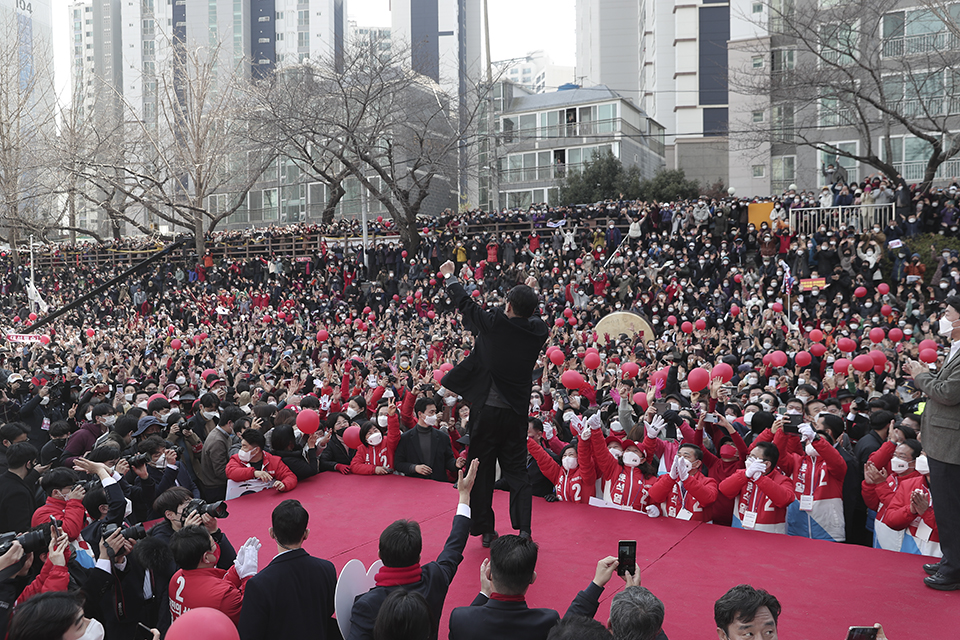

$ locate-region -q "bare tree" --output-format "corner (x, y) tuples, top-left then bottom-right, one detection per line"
(732, 0), (960, 192)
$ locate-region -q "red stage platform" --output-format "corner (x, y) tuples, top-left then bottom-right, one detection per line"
(218, 473), (957, 638)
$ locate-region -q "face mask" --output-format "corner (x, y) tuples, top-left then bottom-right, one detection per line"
(367, 430), (383, 446)
(124, 393), (134, 402)
(939, 316), (955, 336)
(609, 448), (623, 460)
(763, 342), (773, 349)
(915, 454), (930, 475)
(805, 443), (818, 458)
(77, 617), (106, 640)
(424, 414), (438, 426)
(346, 407), (359, 419)
(377, 415), (389, 427)
(158, 411), (171, 423)
(760, 402), (772, 412)
(238, 448), (255, 463)
(610, 420), (623, 433)
(137, 401), (149, 410)
(744, 412), (754, 425)
(622, 451), (642, 467)
(669, 402), (680, 411)
(154, 454), (166, 468)
(202, 410), (219, 421)
(891, 457), (910, 474)
(562, 456), (578, 471)
(86, 411), (93, 422)
(680, 389), (692, 398)
(103, 415), (117, 427)
(444, 396), (457, 406)
(746, 375), (758, 385)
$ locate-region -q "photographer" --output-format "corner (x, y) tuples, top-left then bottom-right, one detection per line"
(165, 411), (204, 489)
(7, 375), (52, 450)
(137, 435), (201, 506)
(0, 526), (70, 638)
(148, 487), (236, 569)
(32, 470), (87, 545)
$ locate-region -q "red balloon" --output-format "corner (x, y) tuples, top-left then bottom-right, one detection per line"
(869, 350), (887, 366)
(808, 329), (824, 342)
(317, 330), (329, 342)
(770, 351), (788, 367)
(687, 368), (710, 392)
(730, 304), (740, 317)
(711, 362), (733, 382)
(772, 302), (783, 313)
(429, 278), (437, 286)
(762, 354), (772, 366)
(869, 327), (886, 343)
(920, 348), (938, 363)
(564, 307), (574, 318)
(406, 296), (414, 304)
(621, 362), (640, 379)
(427, 310), (436, 319)
(878, 283), (890, 295)
(166, 608), (239, 640)
(28, 312), (37, 321)
(296, 409), (320, 435)
(667, 315), (677, 325)
(569, 317), (578, 325)
(837, 338), (856, 353)
(855, 286), (867, 298)
(440, 362), (454, 373)
(554, 318), (565, 327)
(363, 307), (371, 314)
(262, 315), (272, 323)
(810, 343), (827, 357)
(681, 321), (693, 334)
(402, 250), (408, 258)
(586, 347), (599, 356)
(422, 227), (429, 234)
(833, 358), (851, 375)
(561, 370), (585, 390)
(393, 294), (400, 301)
(432, 369), (444, 383)
(853, 354), (874, 372)
(633, 392), (649, 410)
(795, 351), (812, 367)
(343, 425), (362, 449)
(649, 367), (669, 385)
(40, 335), (50, 345)
(168, 326), (176, 334)
(359, 322), (368, 332)
(171, 339), (182, 350)
(888, 328), (903, 342)
(12, 316), (20, 323)
(734, 274), (743, 283)
(550, 349), (565, 366)
(575, 258), (583, 265)
(919, 339), (939, 352)
(695, 319), (706, 331)
(277, 311), (286, 320)
(881, 304), (892, 316)
(377, 215), (383, 223)
(199, 333), (208, 341)
(584, 352), (601, 370)
(415, 291), (422, 299)
(85, 328), (95, 337)
(472, 290), (482, 298)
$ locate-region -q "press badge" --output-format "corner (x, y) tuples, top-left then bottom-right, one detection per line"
(742, 511), (758, 528)
(799, 495), (814, 511)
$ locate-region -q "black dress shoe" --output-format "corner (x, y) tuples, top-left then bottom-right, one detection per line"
(481, 531), (499, 548)
(924, 573), (960, 591)
(924, 562), (942, 576)
(519, 531), (532, 540)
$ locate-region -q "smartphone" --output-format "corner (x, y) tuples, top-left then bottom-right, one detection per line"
(777, 406), (787, 415)
(784, 414), (803, 433)
(653, 401), (669, 413)
(135, 622), (155, 640)
(704, 413), (718, 424)
(845, 627), (879, 640)
(617, 540), (637, 577)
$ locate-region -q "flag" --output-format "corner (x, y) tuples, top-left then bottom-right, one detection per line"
(27, 282), (49, 313)
(779, 260), (796, 294)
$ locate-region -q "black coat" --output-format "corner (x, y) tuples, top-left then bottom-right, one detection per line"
(272, 447), (319, 480)
(0, 470), (39, 534)
(448, 582), (604, 640)
(238, 548), (337, 640)
(319, 438), (355, 472)
(394, 427), (458, 481)
(440, 280), (548, 416)
(347, 513), (470, 640)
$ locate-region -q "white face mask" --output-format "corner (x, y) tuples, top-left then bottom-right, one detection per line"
(444, 396), (457, 406)
(680, 389), (692, 398)
(86, 411), (93, 422)
(890, 457), (910, 474)
(176, 376), (187, 385)
(367, 430), (383, 446)
(669, 402), (680, 411)
(103, 415), (117, 427)
(424, 414), (438, 426)
(124, 393), (134, 402)
(377, 414), (389, 427)
(743, 412), (755, 425)
(202, 410), (219, 421)
(154, 454), (166, 468)
(915, 454), (930, 475)
(238, 448), (255, 463)
(622, 451), (642, 467)
(610, 421), (623, 433)
(609, 448), (623, 460)
(805, 443), (818, 458)
(562, 456), (578, 471)
(137, 401), (149, 410)
(939, 315), (955, 337)
(346, 407), (360, 419)
(77, 617), (106, 640)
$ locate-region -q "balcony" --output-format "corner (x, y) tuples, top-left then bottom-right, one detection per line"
(499, 161), (592, 186)
(892, 159), (960, 182)
(882, 31), (960, 57)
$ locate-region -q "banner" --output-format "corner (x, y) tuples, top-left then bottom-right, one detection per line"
(5, 333), (44, 343)
(296, 257), (312, 262)
(799, 278), (826, 291)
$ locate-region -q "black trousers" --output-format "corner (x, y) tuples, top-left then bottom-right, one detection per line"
(929, 457), (960, 581)
(467, 404), (532, 535)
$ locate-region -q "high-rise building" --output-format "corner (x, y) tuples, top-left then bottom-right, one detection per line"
(503, 50), (575, 94)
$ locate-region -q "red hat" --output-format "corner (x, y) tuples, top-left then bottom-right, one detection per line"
(620, 439), (641, 451)
(604, 435), (624, 447)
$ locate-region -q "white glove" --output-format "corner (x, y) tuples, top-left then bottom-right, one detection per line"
(645, 415), (666, 439)
(798, 424), (816, 443)
(586, 412), (602, 431)
(580, 426), (592, 442)
(318, 394), (332, 411)
(669, 457), (680, 480)
(677, 457), (691, 482)
(746, 459), (766, 481)
(645, 505), (661, 518)
(543, 423), (555, 440)
(234, 537), (261, 579)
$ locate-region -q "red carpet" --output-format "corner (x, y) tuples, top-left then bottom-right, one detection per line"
(218, 473), (958, 638)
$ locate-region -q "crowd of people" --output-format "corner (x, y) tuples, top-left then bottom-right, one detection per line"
(1, 175), (957, 638)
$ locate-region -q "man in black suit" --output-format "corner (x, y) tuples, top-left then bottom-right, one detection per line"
(0, 442), (40, 535)
(347, 459), (478, 640)
(238, 499), (337, 640)
(438, 260), (548, 545)
(448, 535), (618, 640)
(395, 396), (464, 481)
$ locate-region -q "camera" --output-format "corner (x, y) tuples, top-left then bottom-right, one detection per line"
(167, 444), (183, 460)
(183, 498), (229, 520)
(127, 453), (150, 467)
(100, 522), (147, 540)
(0, 527), (53, 556)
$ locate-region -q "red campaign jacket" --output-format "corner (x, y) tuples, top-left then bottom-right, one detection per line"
(867, 440), (896, 475)
(778, 437), (847, 502)
(588, 428), (655, 509)
(169, 566), (248, 625)
(350, 413), (402, 475)
(526, 436), (596, 503)
(648, 471), (718, 521)
(881, 474), (939, 541)
(32, 499), (88, 541)
(16, 560), (70, 605)
(225, 451), (298, 492)
(864, 469), (916, 521)
(720, 469), (796, 527)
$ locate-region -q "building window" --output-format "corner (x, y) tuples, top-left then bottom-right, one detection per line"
(298, 10), (309, 26)
(752, 55), (764, 68)
(772, 104), (795, 142)
(298, 31), (309, 47)
(752, 165), (765, 178)
(752, 110), (764, 122)
(752, 2), (763, 13)
(771, 155), (795, 190)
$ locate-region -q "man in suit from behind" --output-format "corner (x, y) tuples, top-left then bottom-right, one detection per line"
(395, 396), (464, 482)
(347, 459), (479, 640)
(448, 535), (619, 640)
(438, 260), (549, 546)
(238, 499), (337, 640)
(904, 294), (960, 590)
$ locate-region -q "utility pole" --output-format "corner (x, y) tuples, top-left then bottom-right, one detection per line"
(29, 235), (36, 315)
(484, 0), (498, 212)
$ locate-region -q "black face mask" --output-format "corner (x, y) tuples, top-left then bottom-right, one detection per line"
(335, 427), (347, 438)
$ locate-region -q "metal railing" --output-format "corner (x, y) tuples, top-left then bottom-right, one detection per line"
(790, 202), (894, 235)
(882, 32), (960, 57)
(892, 159), (960, 183)
(499, 161), (591, 186)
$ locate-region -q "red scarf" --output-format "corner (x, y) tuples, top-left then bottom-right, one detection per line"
(489, 593), (525, 602)
(374, 564), (422, 587)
